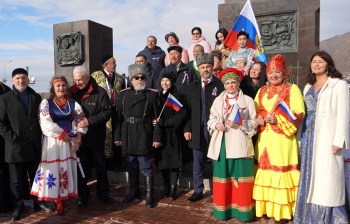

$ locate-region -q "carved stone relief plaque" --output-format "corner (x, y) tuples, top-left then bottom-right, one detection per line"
(257, 12), (297, 52)
(56, 32), (84, 66)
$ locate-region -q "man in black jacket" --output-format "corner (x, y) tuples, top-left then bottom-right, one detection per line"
(184, 54), (224, 202)
(157, 46), (198, 96)
(71, 66), (113, 207)
(114, 64), (162, 208)
(0, 68), (53, 221)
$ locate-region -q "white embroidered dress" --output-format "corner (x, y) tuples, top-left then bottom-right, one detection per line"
(30, 99), (87, 201)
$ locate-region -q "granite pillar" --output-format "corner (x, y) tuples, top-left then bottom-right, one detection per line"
(53, 20), (113, 84)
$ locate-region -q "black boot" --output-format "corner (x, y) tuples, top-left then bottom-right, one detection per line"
(169, 185), (177, 201)
(169, 169), (179, 201)
(161, 169), (170, 198)
(144, 176), (155, 208)
(123, 172), (140, 203)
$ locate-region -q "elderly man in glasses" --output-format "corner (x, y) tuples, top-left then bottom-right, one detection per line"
(114, 64), (162, 208)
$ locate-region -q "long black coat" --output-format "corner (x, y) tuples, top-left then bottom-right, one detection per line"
(71, 79), (112, 148)
(0, 86), (42, 163)
(184, 76), (224, 151)
(0, 82), (11, 212)
(114, 87), (161, 156)
(0, 82), (11, 168)
(155, 88), (187, 169)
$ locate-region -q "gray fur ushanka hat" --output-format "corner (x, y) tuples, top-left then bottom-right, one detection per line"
(195, 53), (214, 67)
(128, 64), (147, 80)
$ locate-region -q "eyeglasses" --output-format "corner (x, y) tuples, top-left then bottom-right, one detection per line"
(134, 76), (146, 80)
(192, 32), (200, 35)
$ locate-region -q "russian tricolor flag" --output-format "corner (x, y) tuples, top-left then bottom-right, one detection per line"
(165, 93), (183, 112)
(230, 104), (242, 125)
(276, 100), (296, 122)
(223, 0), (268, 64)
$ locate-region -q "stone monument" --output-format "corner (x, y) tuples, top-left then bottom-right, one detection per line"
(218, 0), (320, 86)
(53, 20), (113, 84)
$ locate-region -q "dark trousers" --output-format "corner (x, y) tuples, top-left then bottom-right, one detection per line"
(8, 160), (39, 208)
(125, 155), (153, 177)
(192, 149), (206, 193)
(77, 146), (110, 200)
(0, 163), (12, 212)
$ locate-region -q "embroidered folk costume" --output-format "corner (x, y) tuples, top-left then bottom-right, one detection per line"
(252, 54), (305, 221)
(91, 69), (123, 158)
(30, 98), (87, 202)
(207, 68), (257, 221)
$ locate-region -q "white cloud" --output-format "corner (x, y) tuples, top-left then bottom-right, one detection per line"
(0, 0), (349, 92)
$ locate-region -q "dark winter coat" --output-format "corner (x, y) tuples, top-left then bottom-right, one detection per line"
(114, 87), (162, 156)
(0, 86), (42, 163)
(155, 87), (187, 169)
(0, 82), (11, 169)
(139, 46), (166, 72)
(184, 76), (224, 151)
(157, 62), (198, 96)
(70, 79), (112, 148)
(145, 63), (160, 89)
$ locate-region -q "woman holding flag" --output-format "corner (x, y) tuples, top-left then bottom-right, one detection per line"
(207, 68), (257, 221)
(155, 72), (187, 201)
(253, 54), (304, 222)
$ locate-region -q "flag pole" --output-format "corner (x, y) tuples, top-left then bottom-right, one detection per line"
(158, 102), (166, 119)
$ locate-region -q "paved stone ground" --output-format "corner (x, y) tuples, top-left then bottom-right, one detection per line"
(0, 180), (293, 224)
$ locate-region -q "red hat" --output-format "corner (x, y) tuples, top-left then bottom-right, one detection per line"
(266, 54), (286, 74)
(219, 68), (244, 84)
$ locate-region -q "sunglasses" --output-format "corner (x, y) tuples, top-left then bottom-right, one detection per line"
(192, 32), (200, 35)
(134, 76), (146, 80)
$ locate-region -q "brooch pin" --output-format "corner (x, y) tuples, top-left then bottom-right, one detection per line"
(212, 87), (217, 96)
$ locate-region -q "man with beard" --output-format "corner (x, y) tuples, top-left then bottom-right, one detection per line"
(91, 55), (125, 170)
(114, 64), (162, 208)
(184, 53), (224, 202)
(71, 66), (113, 207)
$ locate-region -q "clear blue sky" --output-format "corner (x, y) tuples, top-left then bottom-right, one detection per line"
(0, 0), (349, 92)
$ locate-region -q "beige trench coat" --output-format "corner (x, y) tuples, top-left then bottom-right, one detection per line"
(301, 77), (349, 206)
(207, 90), (257, 160)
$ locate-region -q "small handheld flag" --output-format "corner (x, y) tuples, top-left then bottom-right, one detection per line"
(158, 93), (183, 119)
(229, 104), (242, 125)
(276, 100), (296, 122)
(165, 93), (183, 112)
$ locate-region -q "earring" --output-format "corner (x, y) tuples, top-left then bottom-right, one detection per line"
(326, 69), (329, 74)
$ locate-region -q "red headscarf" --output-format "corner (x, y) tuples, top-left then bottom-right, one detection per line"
(266, 54), (286, 74)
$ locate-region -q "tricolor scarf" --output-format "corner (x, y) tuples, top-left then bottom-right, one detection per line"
(223, 91), (239, 119)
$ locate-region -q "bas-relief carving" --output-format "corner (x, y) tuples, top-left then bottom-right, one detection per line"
(257, 12), (297, 53)
(56, 32), (84, 66)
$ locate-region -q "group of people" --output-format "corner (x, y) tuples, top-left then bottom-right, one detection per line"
(0, 25), (349, 224)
